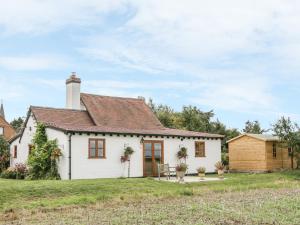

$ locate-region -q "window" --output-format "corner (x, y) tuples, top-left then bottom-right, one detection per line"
(14, 145), (17, 158)
(195, 141), (205, 157)
(89, 139), (105, 159)
(28, 144), (33, 155)
(272, 143), (277, 158)
(0, 127), (3, 135)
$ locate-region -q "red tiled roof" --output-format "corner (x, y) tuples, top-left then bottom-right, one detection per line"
(31, 106), (95, 128)
(81, 93), (164, 130)
(29, 94), (223, 138)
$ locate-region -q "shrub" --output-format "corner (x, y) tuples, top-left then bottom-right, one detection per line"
(1, 167), (17, 179)
(0, 136), (9, 173)
(221, 152), (229, 166)
(215, 161), (225, 171)
(15, 163), (28, 179)
(176, 163), (188, 172)
(197, 167), (206, 174)
(0, 163), (28, 180)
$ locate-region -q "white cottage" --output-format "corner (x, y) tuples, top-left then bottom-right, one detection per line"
(10, 74), (223, 180)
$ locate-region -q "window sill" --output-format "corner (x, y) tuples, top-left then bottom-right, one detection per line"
(88, 157), (106, 159)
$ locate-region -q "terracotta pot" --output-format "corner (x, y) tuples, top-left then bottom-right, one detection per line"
(198, 173), (205, 180)
(176, 171), (185, 182)
(218, 170), (224, 179)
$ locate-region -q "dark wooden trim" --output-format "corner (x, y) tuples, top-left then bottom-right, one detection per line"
(142, 140), (164, 177)
(88, 138), (106, 159)
(14, 145), (17, 158)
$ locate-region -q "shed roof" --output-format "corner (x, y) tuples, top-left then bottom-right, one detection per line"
(227, 133), (279, 143)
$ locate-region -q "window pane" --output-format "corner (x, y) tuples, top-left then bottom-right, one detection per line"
(97, 148), (103, 157)
(90, 148), (96, 157)
(90, 140), (96, 149)
(0, 127), (3, 135)
(145, 143), (152, 158)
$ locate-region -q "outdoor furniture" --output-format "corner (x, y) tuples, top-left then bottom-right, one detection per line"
(157, 163), (176, 180)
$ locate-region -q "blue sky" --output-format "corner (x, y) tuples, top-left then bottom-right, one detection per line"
(0, 0), (300, 131)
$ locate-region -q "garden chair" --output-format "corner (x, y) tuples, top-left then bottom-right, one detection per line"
(157, 163), (176, 180)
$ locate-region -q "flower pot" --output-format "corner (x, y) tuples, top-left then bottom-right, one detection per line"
(176, 171), (185, 182)
(198, 173), (205, 180)
(218, 170), (224, 179)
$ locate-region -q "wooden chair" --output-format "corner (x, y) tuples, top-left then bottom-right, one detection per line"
(157, 163), (176, 180)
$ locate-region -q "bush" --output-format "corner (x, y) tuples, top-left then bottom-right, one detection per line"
(0, 136), (9, 173)
(1, 167), (17, 179)
(0, 163), (28, 179)
(221, 152), (229, 166)
(15, 163), (28, 179)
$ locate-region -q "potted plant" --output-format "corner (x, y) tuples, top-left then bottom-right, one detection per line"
(177, 147), (188, 161)
(121, 146), (134, 178)
(197, 167), (206, 180)
(176, 163), (188, 182)
(215, 161), (225, 179)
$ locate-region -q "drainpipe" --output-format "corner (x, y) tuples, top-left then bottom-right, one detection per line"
(68, 133), (73, 180)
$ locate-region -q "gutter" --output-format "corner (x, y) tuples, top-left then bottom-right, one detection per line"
(68, 133), (72, 180)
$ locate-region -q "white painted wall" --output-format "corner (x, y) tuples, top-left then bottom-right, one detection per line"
(69, 134), (221, 180)
(46, 128), (69, 180)
(10, 114), (221, 179)
(66, 81), (81, 110)
(10, 113), (36, 167)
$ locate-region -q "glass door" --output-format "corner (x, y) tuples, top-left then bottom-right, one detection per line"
(143, 141), (164, 177)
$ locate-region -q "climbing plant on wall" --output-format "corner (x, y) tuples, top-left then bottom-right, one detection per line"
(27, 123), (62, 180)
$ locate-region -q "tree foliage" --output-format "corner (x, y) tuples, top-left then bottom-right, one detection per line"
(10, 117), (24, 133)
(243, 120), (266, 134)
(0, 136), (9, 173)
(148, 99), (241, 164)
(272, 117), (300, 169)
(27, 123), (62, 180)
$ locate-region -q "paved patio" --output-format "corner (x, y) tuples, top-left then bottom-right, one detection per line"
(155, 176), (226, 183)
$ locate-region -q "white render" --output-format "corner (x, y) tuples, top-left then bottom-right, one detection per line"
(10, 113), (36, 167)
(10, 113), (221, 180)
(66, 79), (81, 110)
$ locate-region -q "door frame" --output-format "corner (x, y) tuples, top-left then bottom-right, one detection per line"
(142, 140), (164, 177)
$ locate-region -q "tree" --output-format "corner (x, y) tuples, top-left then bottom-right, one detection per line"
(10, 117), (24, 133)
(0, 136), (9, 173)
(180, 106), (214, 132)
(27, 123), (62, 179)
(272, 117), (300, 169)
(243, 120), (266, 134)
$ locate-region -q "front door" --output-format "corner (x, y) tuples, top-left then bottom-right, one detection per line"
(143, 140), (164, 177)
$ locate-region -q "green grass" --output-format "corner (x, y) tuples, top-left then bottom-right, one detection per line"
(1, 171), (300, 224)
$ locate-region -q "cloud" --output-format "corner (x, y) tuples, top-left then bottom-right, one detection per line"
(1, 0), (300, 123)
(0, 55), (69, 71)
(0, 0), (124, 35)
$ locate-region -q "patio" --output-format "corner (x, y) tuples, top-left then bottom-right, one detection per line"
(155, 176), (226, 183)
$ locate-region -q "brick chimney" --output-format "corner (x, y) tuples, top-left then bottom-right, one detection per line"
(66, 72), (81, 110)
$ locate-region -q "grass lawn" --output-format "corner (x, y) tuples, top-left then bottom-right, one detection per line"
(1, 171), (300, 224)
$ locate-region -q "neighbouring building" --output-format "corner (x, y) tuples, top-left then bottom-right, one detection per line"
(0, 101), (16, 141)
(10, 73), (223, 180)
(227, 133), (296, 172)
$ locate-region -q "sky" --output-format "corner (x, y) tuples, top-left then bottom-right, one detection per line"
(0, 0), (300, 131)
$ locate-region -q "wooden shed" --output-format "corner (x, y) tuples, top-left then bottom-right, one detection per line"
(227, 134), (295, 172)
